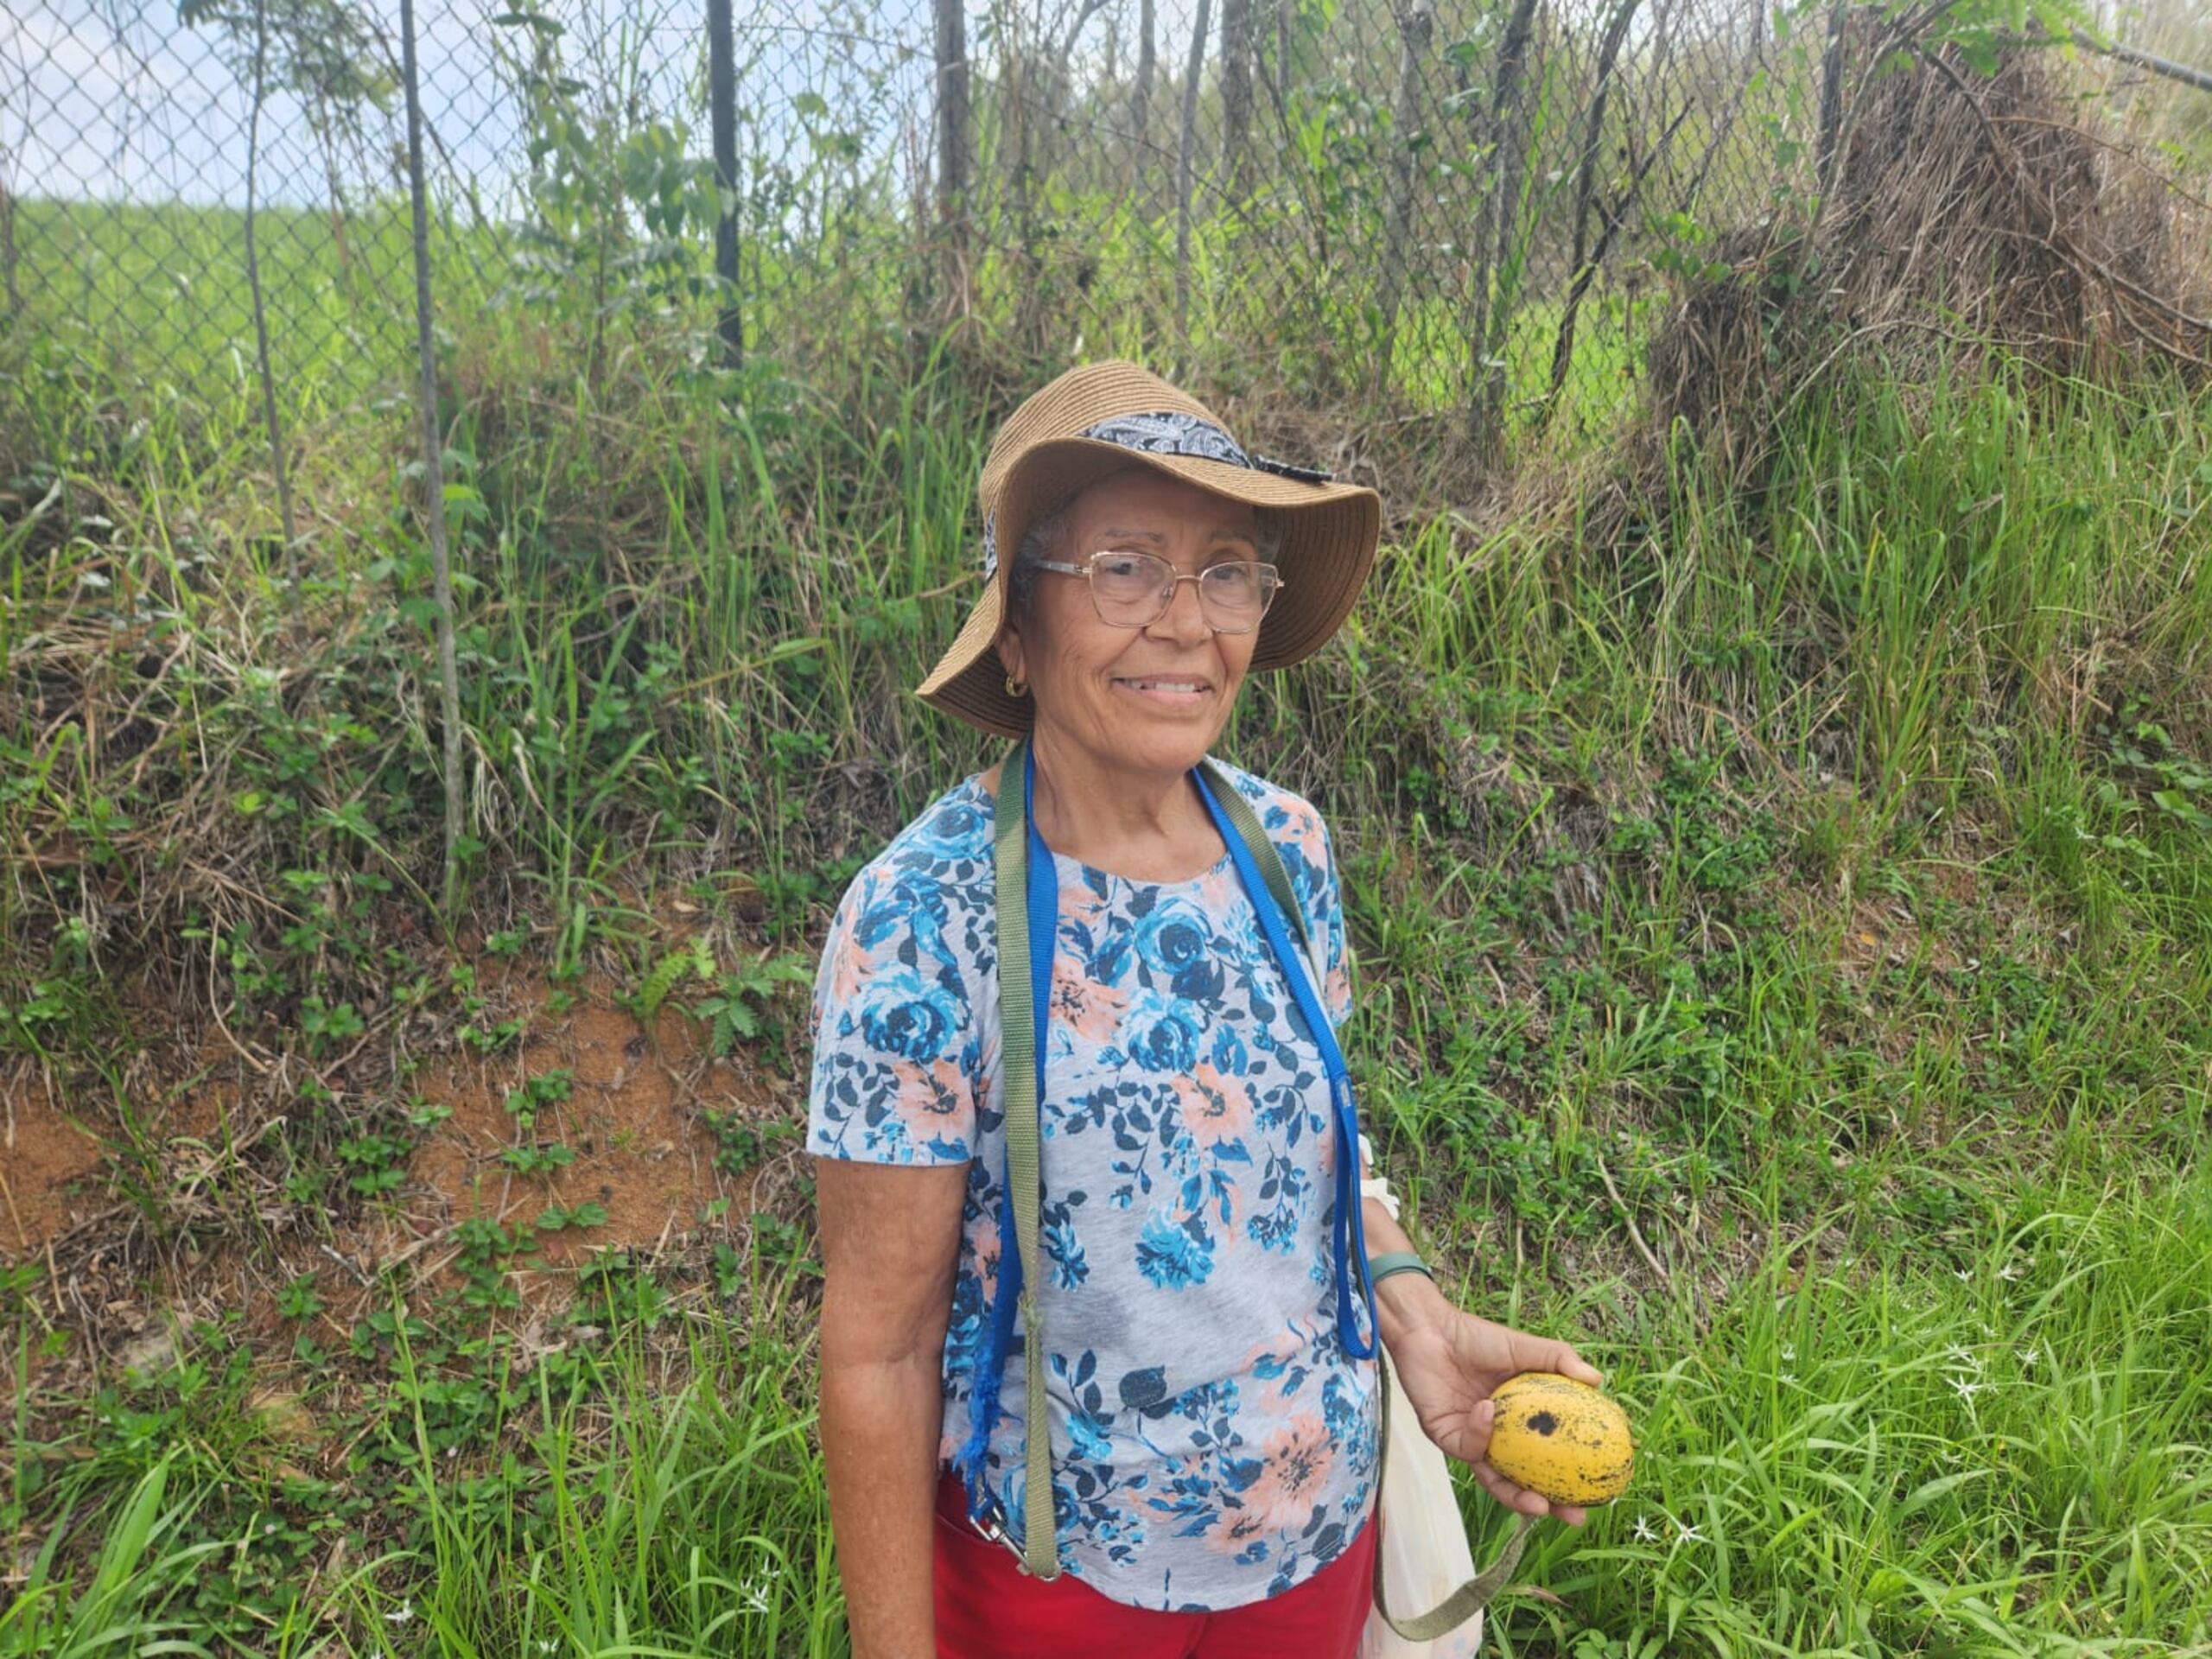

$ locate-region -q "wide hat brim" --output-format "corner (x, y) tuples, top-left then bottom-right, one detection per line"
(917, 438), (1381, 739)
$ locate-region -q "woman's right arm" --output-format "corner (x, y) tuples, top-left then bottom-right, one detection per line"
(816, 1157), (970, 1659)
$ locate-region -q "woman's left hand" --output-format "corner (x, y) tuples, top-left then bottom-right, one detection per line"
(1386, 1296), (1605, 1525)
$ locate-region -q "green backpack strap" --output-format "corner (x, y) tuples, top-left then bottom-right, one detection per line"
(990, 740), (1061, 1580)
(1196, 760), (1311, 957)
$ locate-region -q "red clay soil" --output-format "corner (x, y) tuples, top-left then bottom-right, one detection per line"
(1, 1031), (235, 1261)
(0, 1083), (108, 1260)
(403, 967), (785, 1271)
(0, 963), (797, 1301)
(235, 969), (796, 1357)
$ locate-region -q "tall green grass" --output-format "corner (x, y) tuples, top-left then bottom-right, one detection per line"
(10, 1172), (2203, 1654)
(4, 201), (2210, 1654)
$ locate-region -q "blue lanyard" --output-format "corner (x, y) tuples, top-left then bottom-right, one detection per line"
(1190, 766), (1378, 1365)
(952, 751), (1376, 1529)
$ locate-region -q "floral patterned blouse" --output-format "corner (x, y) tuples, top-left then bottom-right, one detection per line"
(806, 761), (1380, 1611)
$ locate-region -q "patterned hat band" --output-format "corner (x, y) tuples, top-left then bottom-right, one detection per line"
(980, 410), (1333, 579)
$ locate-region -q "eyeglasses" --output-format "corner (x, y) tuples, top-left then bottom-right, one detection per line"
(1033, 550), (1284, 633)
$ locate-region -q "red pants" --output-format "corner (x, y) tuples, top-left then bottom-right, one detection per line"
(932, 1471), (1378, 1659)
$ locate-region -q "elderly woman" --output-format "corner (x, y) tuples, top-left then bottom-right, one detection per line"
(807, 362), (1599, 1659)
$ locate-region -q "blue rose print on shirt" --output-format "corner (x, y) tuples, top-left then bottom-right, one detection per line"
(1135, 1207), (1217, 1288)
(854, 963), (963, 1064)
(1122, 989), (1201, 1073)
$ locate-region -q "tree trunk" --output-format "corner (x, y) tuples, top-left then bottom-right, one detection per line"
(1174, 0), (1215, 349)
(398, 0), (468, 909)
(1221, 0), (1254, 198)
(1542, 0), (1641, 415)
(935, 0), (971, 308)
(1816, 1), (1847, 191)
(1376, 0), (1433, 396)
(1131, 0), (1157, 184)
(1009, 39), (1044, 353)
(1467, 0), (1541, 461)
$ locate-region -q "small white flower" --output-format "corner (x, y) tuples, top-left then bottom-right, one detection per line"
(1949, 1377), (1985, 1401)
(2017, 1346), (2038, 1368)
(1677, 1520), (1707, 1543)
(263, 1521), (279, 1535)
(1997, 1262), (2020, 1281)
(1954, 1268), (1974, 1281)
(740, 1572), (772, 1614)
(1631, 1514), (1657, 1541)
(1945, 1344), (1980, 1370)
(537, 1642), (558, 1654)
(384, 1600), (415, 1625)
(1780, 1371), (1797, 1385)
(1780, 1344), (1796, 1361)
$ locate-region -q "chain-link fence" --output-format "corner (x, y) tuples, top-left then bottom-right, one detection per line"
(3, 0), (2209, 452)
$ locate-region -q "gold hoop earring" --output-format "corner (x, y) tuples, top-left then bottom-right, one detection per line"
(1003, 673), (1028, 698)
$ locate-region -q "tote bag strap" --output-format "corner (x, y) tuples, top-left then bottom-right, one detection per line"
(1370, 1347), (1543, 1639)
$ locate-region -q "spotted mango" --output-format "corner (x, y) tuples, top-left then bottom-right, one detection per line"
(1485, 1373), (1635, 1504)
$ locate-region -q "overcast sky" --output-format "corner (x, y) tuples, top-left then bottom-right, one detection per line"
(1, 0), (933, 213)
(3, 0), (2197, 214)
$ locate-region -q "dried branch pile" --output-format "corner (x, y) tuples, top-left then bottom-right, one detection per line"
(1643, 38), (2212, 477)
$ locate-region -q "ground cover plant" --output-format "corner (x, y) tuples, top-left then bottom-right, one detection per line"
(4, 30), (2212, 1659)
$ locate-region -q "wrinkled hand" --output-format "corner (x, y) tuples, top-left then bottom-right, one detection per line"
(1390, 1304), (1604, 1525)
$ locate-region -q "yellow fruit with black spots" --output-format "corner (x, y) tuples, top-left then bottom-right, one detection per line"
(1485, 1373), (1635, 1504)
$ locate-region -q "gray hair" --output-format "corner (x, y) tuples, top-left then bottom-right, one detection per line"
(1007, 502), (1286, 616)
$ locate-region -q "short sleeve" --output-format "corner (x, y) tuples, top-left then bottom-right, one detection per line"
(805, 860), (980, 1166)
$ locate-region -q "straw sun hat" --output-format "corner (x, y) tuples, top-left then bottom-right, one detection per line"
(916, 360), (1382, 738)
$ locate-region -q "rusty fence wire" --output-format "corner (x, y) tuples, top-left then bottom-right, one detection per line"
(2, 0), (2208, 454)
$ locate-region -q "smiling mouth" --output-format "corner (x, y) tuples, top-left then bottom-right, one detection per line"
(1115, 677), (1213, 695)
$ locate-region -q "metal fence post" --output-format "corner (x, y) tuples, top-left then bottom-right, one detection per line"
(244, 0), (300, 607)
(0, 181), (17, 321)
(709, 0), (743, 370)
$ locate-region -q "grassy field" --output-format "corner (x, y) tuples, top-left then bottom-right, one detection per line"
(4, 140), (2212, 1659)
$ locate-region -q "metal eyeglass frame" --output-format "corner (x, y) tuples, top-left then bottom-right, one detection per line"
(1031, 550), (1285, 633)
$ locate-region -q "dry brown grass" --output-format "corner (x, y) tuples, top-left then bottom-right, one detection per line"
(1639, 37), (2212, 488)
